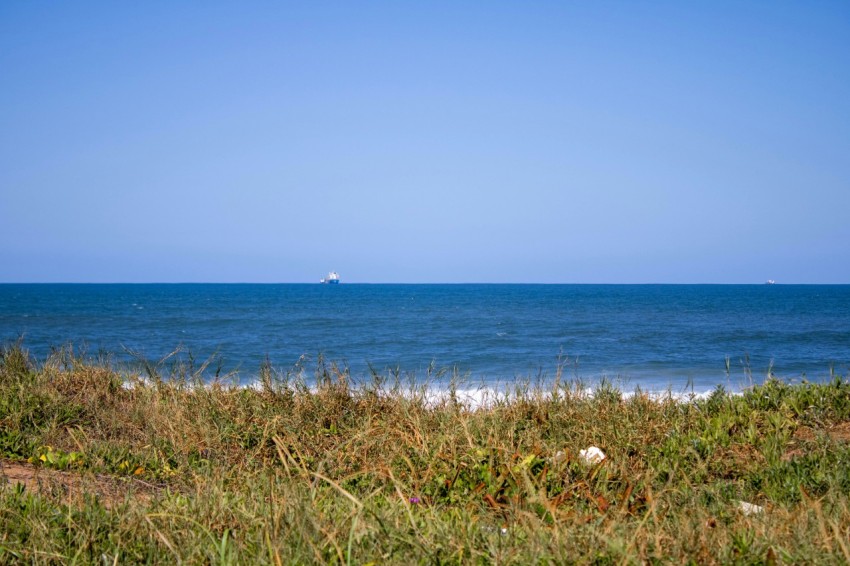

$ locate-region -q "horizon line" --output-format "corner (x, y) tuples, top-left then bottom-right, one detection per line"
(1, 281), (845, 286)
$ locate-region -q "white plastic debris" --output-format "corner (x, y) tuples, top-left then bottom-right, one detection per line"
(737, 501), (764, 516)
(479, 525), (509, 536)
(579, 446), (606, 464)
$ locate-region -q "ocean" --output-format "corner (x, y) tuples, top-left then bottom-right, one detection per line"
(1, 284), (848, 394)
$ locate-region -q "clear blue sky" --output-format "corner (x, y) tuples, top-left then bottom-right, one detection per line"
(2, 1), (848, 283)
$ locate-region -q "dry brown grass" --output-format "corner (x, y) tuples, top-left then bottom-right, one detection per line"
(1, 344), (849, 563)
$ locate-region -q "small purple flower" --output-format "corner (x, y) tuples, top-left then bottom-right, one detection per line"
(409, 497), (421, 504)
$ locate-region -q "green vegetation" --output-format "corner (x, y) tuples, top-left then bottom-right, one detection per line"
(1, 342), (849, 564)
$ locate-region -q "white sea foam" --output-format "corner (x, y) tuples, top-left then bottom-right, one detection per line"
(407, 383), (722, 410)
(244, 374), (725, 410)
(117, 363), (741, 408)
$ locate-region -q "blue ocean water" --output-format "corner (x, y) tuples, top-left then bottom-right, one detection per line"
(1, 284), (849, 393)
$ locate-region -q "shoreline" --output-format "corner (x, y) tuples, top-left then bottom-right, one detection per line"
(15, 339), (836, 400)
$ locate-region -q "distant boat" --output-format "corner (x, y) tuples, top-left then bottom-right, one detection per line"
(766, 280), (776, 285)
(320, 271), (340, 284)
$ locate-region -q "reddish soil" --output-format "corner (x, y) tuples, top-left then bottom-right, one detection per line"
(785, 421), (850, 461)
(793, 421), (850, 443)
(0, 458), (161, 508)
(828, 422), (850, 442)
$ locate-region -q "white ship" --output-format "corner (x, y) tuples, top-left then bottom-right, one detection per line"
(320, 271), (340, 284)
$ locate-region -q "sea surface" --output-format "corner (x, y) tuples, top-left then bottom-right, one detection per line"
(2, 284), (849, 394)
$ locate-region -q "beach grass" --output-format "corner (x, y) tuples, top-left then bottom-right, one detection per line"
(1, 342), (849, 564)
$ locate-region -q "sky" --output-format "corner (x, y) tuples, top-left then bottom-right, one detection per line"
(1, 1), (849, 283)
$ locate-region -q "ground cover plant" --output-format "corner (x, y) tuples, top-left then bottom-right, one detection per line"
(1, 342), (849, 564)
